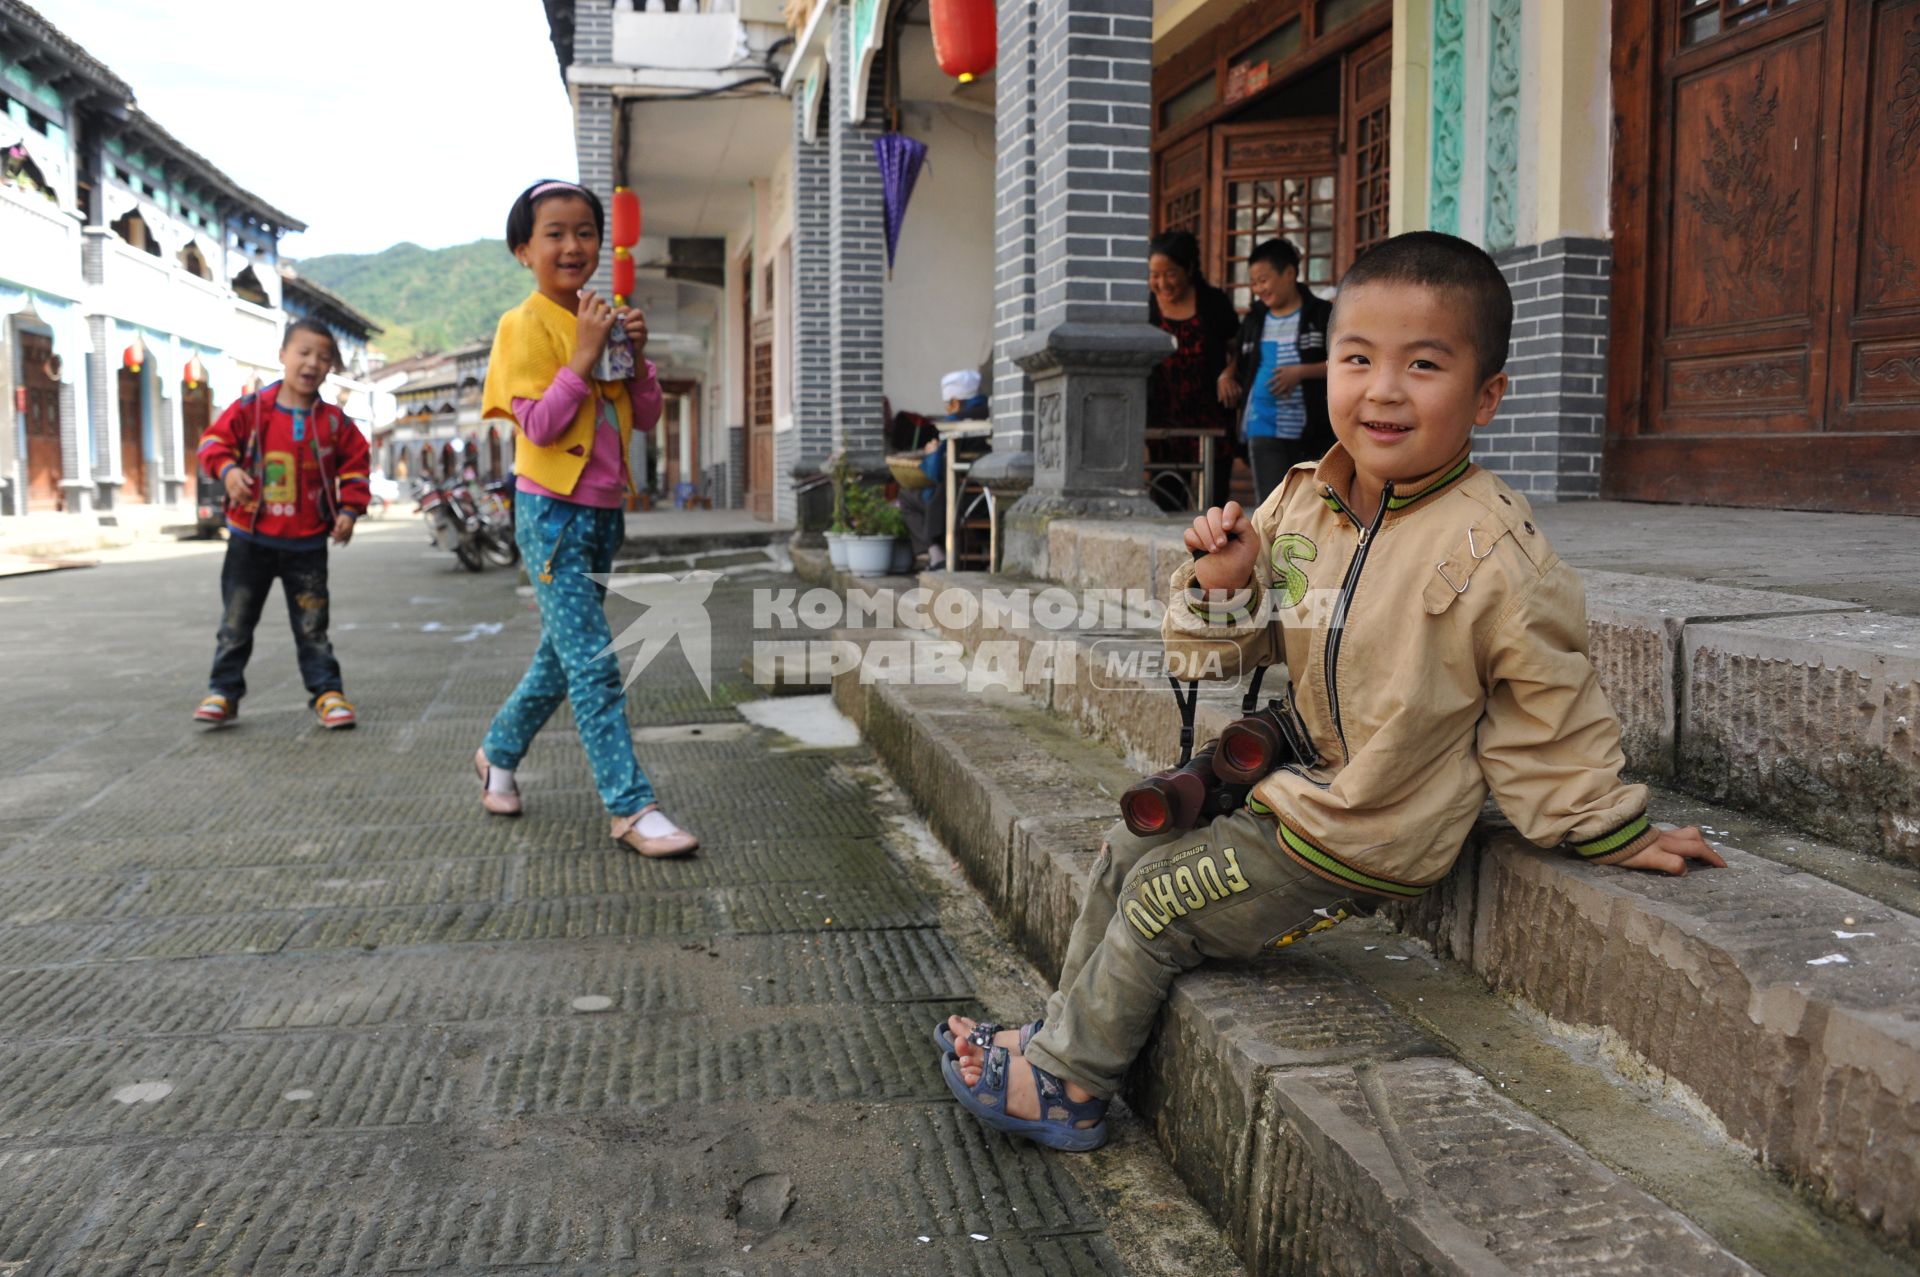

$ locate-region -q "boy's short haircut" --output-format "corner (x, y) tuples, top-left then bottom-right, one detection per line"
(1335, 231), (1513, 381)
(281, 317), (342, 372)
(1247, 237), (1301, 276)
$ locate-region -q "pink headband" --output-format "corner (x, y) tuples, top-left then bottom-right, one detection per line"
(528, 180), (585, 199)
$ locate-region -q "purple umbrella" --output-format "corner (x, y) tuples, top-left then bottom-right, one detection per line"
(873, 133), (929, 277)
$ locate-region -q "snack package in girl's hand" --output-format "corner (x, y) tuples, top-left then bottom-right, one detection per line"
(597, 326), (636, 382)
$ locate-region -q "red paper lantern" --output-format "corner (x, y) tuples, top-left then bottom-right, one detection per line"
(610, 187), (641, 248)
(184, 354), (207, 389)
(122, 337), (146, 374)
(930, 0), (996, 83)
(612, 250), (635, 301)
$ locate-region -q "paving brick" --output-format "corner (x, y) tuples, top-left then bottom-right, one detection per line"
(0, 1029), (457, 1139)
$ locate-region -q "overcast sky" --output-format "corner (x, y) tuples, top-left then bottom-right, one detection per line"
(34, 0), (580, 259)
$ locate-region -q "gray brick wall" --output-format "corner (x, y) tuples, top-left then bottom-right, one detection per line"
(1485, 238), (1610, 502)
(575, 86), (617, 301)
(573, 0), (612, 64)
(828, 0), (888, 460)
(792, 89), (833, 474)
(1029, 2), (1156, 333)
(991, 0), (1039, 455)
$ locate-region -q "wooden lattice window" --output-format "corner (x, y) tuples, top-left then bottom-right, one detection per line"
(1677, 0), (1812, 47)
(1222, 174), (1336, 309)
(1344, 32), (1393, 266)
(1162, 188), (1202, 238)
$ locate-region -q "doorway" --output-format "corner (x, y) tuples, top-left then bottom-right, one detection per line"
(18, 331), (63, 512)
(117, 368), (147, 504)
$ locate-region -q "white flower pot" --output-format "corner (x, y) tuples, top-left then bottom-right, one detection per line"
(844, 534), (896, 577)
(825, 532), (851, 569)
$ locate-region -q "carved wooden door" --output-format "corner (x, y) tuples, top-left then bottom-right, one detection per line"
(749, 314), (774, 521)
(182, 383), (211, 463)
(1608, 0), (1920, 511)
(1209, 120), (1339, 312)
(1825, 0), (1920, 442)
(117, 369), (146, 504)
(20, 332), (62, 511)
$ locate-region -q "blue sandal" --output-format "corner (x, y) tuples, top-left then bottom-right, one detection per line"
(941, 1046), (1109, 1152)
(932, 1017), (1043, 1060)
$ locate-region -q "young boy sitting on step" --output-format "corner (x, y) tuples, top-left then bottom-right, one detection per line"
(939, 231), (1724, 1151)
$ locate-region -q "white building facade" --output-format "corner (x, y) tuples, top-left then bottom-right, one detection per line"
(1, 2), (302, 524)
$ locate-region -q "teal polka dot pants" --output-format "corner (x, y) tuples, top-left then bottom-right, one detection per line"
(483, 490), (656, 817)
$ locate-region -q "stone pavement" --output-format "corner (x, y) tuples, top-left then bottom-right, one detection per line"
(0, 519), (1240, 1276)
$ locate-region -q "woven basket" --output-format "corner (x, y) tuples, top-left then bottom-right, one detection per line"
(887, 452), (935, 490)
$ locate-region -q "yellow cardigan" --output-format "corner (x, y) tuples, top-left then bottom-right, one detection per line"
(482, 290), (635, 497)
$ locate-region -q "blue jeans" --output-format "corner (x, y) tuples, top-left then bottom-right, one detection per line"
(208, 535), (342, 703)
(483, 491), (657, 817)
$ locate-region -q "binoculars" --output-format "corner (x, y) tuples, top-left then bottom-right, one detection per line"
(1120, 740), (1245, 837)
(1120, 698), (1316, 837)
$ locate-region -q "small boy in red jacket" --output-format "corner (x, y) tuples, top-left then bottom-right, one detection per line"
(192, 319), (370, 729)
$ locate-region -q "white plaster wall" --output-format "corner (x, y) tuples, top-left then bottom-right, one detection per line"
(880, 98), (995, 418)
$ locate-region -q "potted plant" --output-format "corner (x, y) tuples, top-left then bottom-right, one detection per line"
(825, 454), (853, 569)
(843, 482), (906, 577)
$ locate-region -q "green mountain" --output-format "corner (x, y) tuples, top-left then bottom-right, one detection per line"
(294, 240), (527, 360)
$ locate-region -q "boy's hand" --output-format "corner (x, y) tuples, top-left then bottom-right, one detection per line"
(331, 513), (356, 545)
(1185, 502), (1260, 594)
(1614, 824), (1726, 876)
(618, 306), (649, 357)
(223, 467), (255, 508)
(569, 290), (616, 376)
(1268, 365), (1305, 395)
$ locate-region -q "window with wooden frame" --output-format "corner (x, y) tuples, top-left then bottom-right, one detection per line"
(1212, 122), (1339, 310)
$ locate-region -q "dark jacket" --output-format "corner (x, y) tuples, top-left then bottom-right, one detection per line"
(1230, 289), (1335, 456)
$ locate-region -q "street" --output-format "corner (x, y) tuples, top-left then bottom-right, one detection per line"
(0, 519), (1239, 1277)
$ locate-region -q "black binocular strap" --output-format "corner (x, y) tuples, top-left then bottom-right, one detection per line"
(1242, 663), (1267, 715)
(1166, 662), (1269, 768)
(1167, 677), (1199, 767)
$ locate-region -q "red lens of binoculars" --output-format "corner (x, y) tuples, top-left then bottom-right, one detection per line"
(1214, 714), (1283, 785)
(1119, 742), (1220, 837)
(1119, 784), (1172, 836)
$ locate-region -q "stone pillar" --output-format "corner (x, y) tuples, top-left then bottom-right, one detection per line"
(0, 328), (14, 518)
(57, 378), (84, 514)
(971, 0), (1039, 498)
(994, 0), (1168, 575)
(70, 311), (108, 515)
(786, 84), (834, 531)
(163, 367), (187, 508)
(827, 0), (889, 472)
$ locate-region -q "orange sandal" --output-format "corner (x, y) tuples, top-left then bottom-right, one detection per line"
(193, 694), (236, 726)
(314, 691), (357, 730)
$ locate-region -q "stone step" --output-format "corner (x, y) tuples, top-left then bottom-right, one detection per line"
(1040, 518), (1920, 870)
(830, 650), (1917, 1275)
(886, 570), (1920, 1254)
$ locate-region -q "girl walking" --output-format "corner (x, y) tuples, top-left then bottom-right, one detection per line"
(474, 178), (698, 858)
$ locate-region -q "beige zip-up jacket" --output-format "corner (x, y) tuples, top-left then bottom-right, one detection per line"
(1163, 442), (1658, 900)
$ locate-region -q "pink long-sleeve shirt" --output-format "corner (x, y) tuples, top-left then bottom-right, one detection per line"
(512, 363), (663, 509)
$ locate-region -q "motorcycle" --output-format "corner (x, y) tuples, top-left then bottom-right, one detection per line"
(465, 473), (520, 568)
(415, 475), (487, 572)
